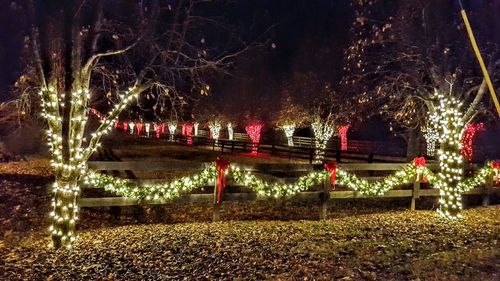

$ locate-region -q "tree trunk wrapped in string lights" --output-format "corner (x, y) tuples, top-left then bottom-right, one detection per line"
(245, 123), (263, 153)
(24, 1), (256, 249)
(430, 91), (466, 219)
(208, 121), (222, 144)
(311, 114), (335, 163)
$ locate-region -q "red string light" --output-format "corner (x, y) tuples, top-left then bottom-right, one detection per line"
(245, 123), (263, 154)
(182, 123), (194, 144)
(461, 122), (484, 161)
(338, 125), (350, 151)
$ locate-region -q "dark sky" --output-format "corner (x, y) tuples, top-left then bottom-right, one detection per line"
(0, 0), (353, 102)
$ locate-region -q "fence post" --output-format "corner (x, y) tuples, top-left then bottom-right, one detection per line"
(482, 178), (493, 206)
(213, 179), (221, 222)
(319, 178), (330, 220)
(309, 148), (314, 164)
(336, 150), (341, 162)
(231, 141), (235, 153)
(221, 142), (225, 153)
(411, 179), (420, 211)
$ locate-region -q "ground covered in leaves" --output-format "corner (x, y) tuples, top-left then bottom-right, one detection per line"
(1, 208), (499, 280)
(1, 156), (500, 280)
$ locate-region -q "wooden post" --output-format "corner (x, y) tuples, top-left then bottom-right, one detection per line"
(319, 178), (330, 220)
(309, 148), (314, 164)
(231, 141), (235, 153)
(482, 178), (493, 206)
(411, 179), (420, 211)
(336, 150), (341, 162)
(213, 178), (221, 222)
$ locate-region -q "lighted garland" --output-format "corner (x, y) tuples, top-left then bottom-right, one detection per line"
(83, 164), (217, 201)
(82, 157), (498, 216)
(229, 165), (327, 197)
(457, 163), (495, 193)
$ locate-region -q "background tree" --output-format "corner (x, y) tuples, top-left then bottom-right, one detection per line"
(21, 0), (257, 249)
(275, 89), (308, 146)
(341, 0), (500, 158)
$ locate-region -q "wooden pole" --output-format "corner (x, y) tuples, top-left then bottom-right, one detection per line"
(319, 178), (330, 220)
(460, 4), (500, 117)
(411, 179), (420, 211)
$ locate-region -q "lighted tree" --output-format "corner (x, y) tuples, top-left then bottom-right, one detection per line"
(311, 113), (336, 163)
(245, 122), (263, 153)
(275, 93), (307, 146)
(342, 0), (500, 158)
(422, 125), (439, 157)
(168, 121), (178, 141)
(22, 0), (256, 249)
(208, 121), (222, 143)
(338, 125), (350, 151)
(461, 122), (484, 162)
(227, 122), (235, 140)
(429, 89), (466, 218)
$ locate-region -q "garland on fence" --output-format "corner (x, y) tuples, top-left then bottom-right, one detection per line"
(83, 157), (462, 202)
(83, 164), (217, 201)
(457, 161), (498, 193)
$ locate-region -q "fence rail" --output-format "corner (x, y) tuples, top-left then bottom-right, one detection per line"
(155, 135), (406, 163)
(81, 161), (498, 221)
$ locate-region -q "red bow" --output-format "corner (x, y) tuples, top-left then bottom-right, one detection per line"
(324, 161), (338, 190)
(114, 120), (120, 129)
(491, 161), (500, 185)
(413, 157), (428, 183)
(215, 157), (231, 204)
(123, 122), (128, 131)
(413, 157), (426, 167)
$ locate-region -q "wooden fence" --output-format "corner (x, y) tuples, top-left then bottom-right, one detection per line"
(159, 135), (406, 163)
(80, 161), (498, 221)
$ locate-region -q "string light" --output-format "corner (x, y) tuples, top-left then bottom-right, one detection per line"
(281, 124), (295, 146)
(182, 123), (194, 144)
(312, 118), (335, 163)
(461, 122), (484, 162)
(168, 122), (177, 141)
(194, 122), (199, 136)
(422, 126), (439, 156)
(128, 122), (135, 134)
(41, 85), (141, 249)
(227, 122), (234, 140)
(338, 125), (350, 151)
(245, 123), (263, 154)
(208, 121), (221, 144)
(430, 90), (466, 219)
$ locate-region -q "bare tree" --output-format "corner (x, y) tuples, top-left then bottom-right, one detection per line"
(20, 0), (258, 249)
(341, 0), (500, 158)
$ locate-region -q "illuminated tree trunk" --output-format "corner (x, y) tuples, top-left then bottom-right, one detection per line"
(433, 92), (465, 219)
(282, 124), (295, 146)
(50, 174), (80, 249)
(312, 120), (334, 164)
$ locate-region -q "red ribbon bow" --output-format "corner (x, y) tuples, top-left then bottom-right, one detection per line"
(324, 161), (339, 190)
(491, 161), (500, 185)
(114, 120), (120, 129)
(413, 157), (426, 167)
(413, 157), (428, 183)
(123, 122), (128, 131)
(215, 157), (231, 204)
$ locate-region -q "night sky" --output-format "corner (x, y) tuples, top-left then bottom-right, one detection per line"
(0, 0), (352, 102)
(1, 0), (499, 148)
